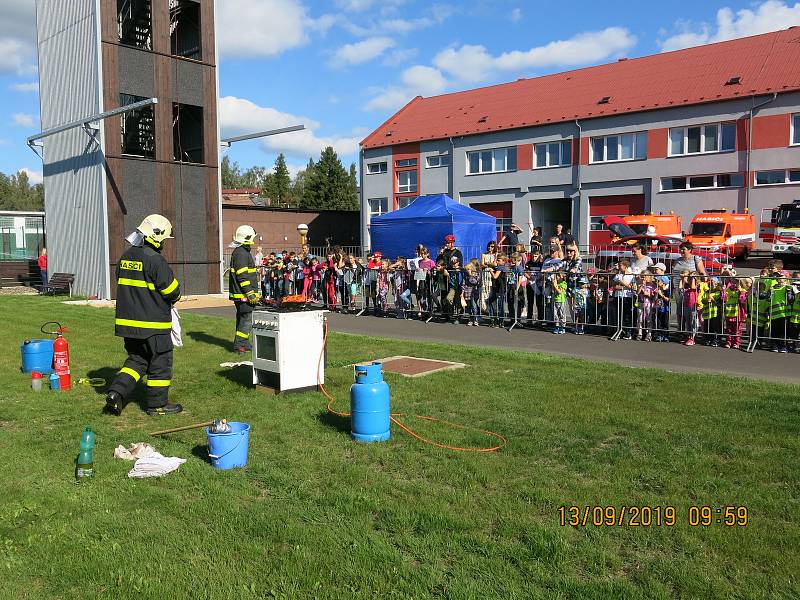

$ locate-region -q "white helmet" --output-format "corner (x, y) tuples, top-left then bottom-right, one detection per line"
(137, 214), (173, 245)
(234, 225), (257, 245)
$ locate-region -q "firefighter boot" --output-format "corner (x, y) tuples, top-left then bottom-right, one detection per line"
(146, 403), (183, 416)
(104, 391), (124, 416)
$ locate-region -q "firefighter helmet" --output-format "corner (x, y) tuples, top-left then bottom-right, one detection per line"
(234, 225), (257, 245)
(137, 214), (173, 245)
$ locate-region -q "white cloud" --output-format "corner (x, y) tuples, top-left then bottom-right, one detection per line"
(10, 81), (38, 92)
(335, 0), (376, 10)
(0, 39), (29, 74)
(19, 168), (43, 185)
(434, 27), (637, 84)
(659, 1), (800, 52)
(217, 0), (311, 58)
(0, 0), (37, 74)
(342, 4), (454, 37)
(382, 47), (418, 66)
(330, 36), (395, 67)
(365, 65), (448, 111)
(12, 113), (35, 127)
(218, 96), (360, 159)
(510, 8), (522, 23)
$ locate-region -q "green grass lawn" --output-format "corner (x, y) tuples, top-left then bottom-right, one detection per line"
(0, 296), (798, 599)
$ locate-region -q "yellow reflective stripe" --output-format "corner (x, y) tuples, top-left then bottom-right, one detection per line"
(235, 266), (249, 274)
(247, 268), (257, 273)
(230, 293), (245, 299)
(119, 367), (141, 382)
(146, 379), (171, 387)
(160, 278), (179, 295)
(118, 278), (155, 290)
(235, 331), (250, 339)
(115, 318), (172, 329)
(241, 281), (251, 287)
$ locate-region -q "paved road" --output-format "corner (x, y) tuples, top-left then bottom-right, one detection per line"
(188, 306), (800, 384)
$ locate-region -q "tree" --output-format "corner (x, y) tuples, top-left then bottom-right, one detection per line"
(221, 155), (245, 188)
(347, 163), (359, 210)
(272, 153), (291, 204)
(0, 170), (44, 211)
(301, 147), (357, 211)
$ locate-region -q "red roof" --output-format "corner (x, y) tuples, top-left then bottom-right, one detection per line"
(222, 188), (261, 194)
(361, 28), (800, 149)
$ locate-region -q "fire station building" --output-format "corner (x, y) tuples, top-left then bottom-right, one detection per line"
(359, 28), (800, 249)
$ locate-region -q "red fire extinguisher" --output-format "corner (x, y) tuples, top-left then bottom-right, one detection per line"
(43, 322), (71, 391)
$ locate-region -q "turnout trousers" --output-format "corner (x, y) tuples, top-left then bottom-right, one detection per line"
(234, 301), (254, 351)
(108, 334), (173, 409)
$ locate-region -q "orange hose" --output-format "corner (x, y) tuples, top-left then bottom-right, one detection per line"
(317, 320), (507, 452)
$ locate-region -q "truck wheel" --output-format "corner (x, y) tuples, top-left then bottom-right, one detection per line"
(774, 253), (795, 265)
(740, 247), (749, 261)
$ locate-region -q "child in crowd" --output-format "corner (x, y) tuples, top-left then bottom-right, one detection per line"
(301, 256), (314, 300)
(376, 259), (390, 316)
(572, 276), (589, 335)
(721, 273), (750, 349)
(755, 260), (782, 348)
(446, 256), (464, 323)
(415, 248), (435, 315)
(510, 253), (527, 321)
(433, 259), (448, 317)
(768, 271), (793, 353)
(636, 270), (657, 341)
(363, 252), (382, 315)
(552, 271), (568, 334)
(680, 271), (699, 346)
(700, 276), (723, 346)
(462, 262), (481, 326)
(525, 249), (544, 324)
(310, 257), (324, 302)
(612, 259), (635, 339)
(487, 254), (508, 327)
(790, 272), (800, 352)
(392, 257), (412, 319)
(347, 254), (363, 310)
(652, 262), (670, 342)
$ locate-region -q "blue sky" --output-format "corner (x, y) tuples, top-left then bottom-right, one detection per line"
(1, 0), (800, 183)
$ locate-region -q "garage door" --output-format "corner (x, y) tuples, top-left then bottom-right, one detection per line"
(589, 194), (645, 247)
(470, 202), (511, 242)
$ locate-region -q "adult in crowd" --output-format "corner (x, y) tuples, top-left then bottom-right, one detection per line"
(563, 243), (583, 290)
(38, 247), (47, 287)
(254, 246), (264, 290)
(437, 234), (463, 268)
(672, 241), (706, 338)
(481, 240), (498, 266)
(612, 259), (636, 339)
(524, 246), (544, 323)
(499, 223), (522, 251)
(529, 227), (543, 252)
(479, 240), (498, 314)
(630, 243), (653, 274)
(555, 224), (576, 247)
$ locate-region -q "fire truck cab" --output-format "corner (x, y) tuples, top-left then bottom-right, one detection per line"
(622, 214), (682, 238)
(685, 210), (755, 260)
(760, 200), (800, 261)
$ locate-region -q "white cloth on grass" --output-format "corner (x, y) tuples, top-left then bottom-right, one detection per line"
(113, 442), (186, 478)
(171, 306), (183, 348)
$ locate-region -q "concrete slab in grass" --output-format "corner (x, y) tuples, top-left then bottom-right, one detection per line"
(358, 356), (466, 378)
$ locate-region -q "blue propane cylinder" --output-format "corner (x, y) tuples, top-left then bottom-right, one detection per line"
(350, 361), (391, 443)
(20, 339), (54, 374)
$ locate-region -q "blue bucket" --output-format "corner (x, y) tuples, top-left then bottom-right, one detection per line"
(206, 422), (250, 470)
(21, 339), (54, 374)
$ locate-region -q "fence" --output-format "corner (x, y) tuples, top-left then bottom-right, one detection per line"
(248, 264), (800, 354)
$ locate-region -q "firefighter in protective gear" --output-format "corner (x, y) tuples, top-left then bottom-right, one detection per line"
(229, 224), (260, 353)
(105, 214), (183, 416)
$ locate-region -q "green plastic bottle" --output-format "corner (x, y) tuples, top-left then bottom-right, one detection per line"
(76, 426), (95, 480)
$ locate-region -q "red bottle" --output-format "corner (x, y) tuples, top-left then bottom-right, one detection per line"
(53, 330), (71, 391)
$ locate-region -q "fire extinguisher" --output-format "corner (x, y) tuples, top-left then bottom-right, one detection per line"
(42, 322), (71, 391)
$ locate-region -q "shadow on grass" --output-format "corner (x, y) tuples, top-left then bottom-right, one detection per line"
(315, 410), (350, 435)
(191, 444), (212, 464)
(216, 367), (254, 388)
(86, 367), (120, 394)
(187, 331), (231, 351)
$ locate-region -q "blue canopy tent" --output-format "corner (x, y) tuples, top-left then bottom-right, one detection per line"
(369, 194), (496, 261)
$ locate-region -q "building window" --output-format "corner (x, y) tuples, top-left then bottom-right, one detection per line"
(668, 122), (736, 156)
(755, 169), (800, 186)
(397, 170), (417, 193)
(425, 154), (450, 168)
(466, 147), (517, 174)
(368, 197), (388, 219)
(590, 132), (646, 163)
(117, 0), (152, 50)
(120, 94), (155, 158)
(367, 162), (387, 174)
(173, 103), (204, 163)
(792, 114), (800, 146)
(397, 196), (415, 209)
(660, 173), (743, 191)
(170, 0), (202, 61)
(395, 158), (417, 168)
(534, 140), (571, 168)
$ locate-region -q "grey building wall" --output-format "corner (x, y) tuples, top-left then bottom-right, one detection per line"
(36, 0), (110, 297)
(361, 91), (800, 250)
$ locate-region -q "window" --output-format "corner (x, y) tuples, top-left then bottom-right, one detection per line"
(367, 162), (387, 174)
(395, 158), (417, 168)
(368, 197), (388, 218)
(397, 170), (417, 193)
(755, 169), (800, 185)
(425, 154), (450, 168)
(590, 132), (646, 163)
(660, 173), (743, 191)
(668, 122), (736, 156)
(792, 114), (800, 146)
(397, 197), (415, 209)
(118, 0), (152, 50)
(466, 147), (517, 174)
(170, 0), (202, 61)
(173, 103), (204, 163)
(534, 140), (571, 168)
(120, 94), (155, 158)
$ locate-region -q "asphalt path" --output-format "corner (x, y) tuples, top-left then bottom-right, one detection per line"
(188, 305), (800, 384)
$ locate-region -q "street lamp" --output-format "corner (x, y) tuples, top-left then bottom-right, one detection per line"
(297, 223), (309, 246)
